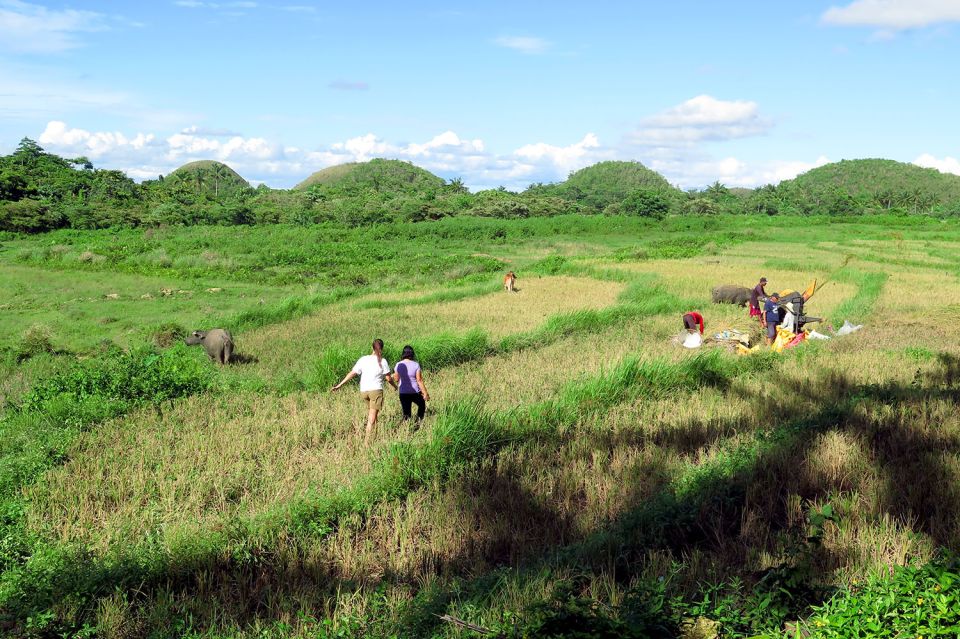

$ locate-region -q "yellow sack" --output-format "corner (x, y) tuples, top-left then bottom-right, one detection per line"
(771, 326), (796, 353)
(736, 343), (762, 355)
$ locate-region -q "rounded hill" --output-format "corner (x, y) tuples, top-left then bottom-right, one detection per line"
(166, 160), (250, 196)
(294, 159), (446, 192)
(781, 159), (960, 208)
(533, 161), (679, 210)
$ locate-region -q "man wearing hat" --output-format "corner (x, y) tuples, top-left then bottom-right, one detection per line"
(749, 277), (768, 322)
(763, 292), (781, 345)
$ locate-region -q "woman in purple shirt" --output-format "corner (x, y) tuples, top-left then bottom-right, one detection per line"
(391, 345), (430, 422)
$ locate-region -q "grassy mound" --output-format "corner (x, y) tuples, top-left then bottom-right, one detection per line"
(778, 158), (960, 213)
(166, 160), (250, 198)
(532, 160), (679, 210)
(294, 158), (446, 192)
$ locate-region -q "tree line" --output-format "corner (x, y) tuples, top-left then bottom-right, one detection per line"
(2, 138), (959, 234)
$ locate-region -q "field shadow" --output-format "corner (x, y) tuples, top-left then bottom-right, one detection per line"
(400, 351), (960, 636)
(7, 352), (960, 637)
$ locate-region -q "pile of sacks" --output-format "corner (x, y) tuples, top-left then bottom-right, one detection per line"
(736, 320), (862, 355)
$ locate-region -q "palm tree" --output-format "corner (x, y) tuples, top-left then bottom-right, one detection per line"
(172, 171), (191, 195)
(211, 163), (228, 200)
(194, 167), (207, 194)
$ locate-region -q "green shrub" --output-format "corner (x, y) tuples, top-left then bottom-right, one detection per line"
(149, 321), (186, 348)
(15, 324), (54, 362)
(799, 556), (960, 638)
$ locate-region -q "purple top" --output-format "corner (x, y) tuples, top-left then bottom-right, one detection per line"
(395, 360), (421, 394)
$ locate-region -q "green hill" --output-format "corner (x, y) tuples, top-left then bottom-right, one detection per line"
(294, 158), (445, 192)
(166, 160), (250, 198)
(777, 158), (960, 213)
(531, 160), (679, 210)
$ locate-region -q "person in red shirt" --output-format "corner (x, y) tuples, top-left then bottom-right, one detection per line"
(749, 277), (767, 321)
(682, 311), (704, 335)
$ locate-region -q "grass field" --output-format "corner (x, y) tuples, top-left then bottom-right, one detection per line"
(2, 215), (960, 638)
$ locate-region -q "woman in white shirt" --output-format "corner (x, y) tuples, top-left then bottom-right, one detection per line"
(331, 338), (397, 441)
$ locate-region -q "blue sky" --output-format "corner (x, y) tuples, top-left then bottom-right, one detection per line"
(1, 0), (959, 190)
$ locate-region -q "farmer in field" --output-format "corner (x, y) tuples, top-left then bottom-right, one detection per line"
(331, 338), (397, 442)
(391, 345), (430, 422)
(763, 292), (781, 345)
(682, 310), (704, 335)
(749, 277), (768, 322)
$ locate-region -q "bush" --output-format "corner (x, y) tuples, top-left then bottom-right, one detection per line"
(21, 344), (215, 419)
(149, 322), (187, 348)
(619, 188), (671, 219)
(16, 324), (54, 362)
(800, 556), (960, 638)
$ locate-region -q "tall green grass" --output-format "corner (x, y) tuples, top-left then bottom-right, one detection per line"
(829, 268), (888, 325)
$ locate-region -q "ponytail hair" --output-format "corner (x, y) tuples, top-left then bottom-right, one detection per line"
(372, 338), (384, 365)
(401, 345), (416, 361)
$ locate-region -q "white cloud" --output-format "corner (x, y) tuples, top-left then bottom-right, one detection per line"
(628, 95), (771, 147)
(32, 115), (824, 193)
(0, 0), (106, 53)
(514, 134), (605, 175)
(646, 155), (831, 190)
(914, 153), (960, 175)
(32, 121), (606, 191)
(493, 35), (550, 54)
(822, 0), (960, 30)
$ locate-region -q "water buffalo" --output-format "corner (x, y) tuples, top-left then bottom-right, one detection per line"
(185, 328), (233, 364)
(711, 285), (752, 307)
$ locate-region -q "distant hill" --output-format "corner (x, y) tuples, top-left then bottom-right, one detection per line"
(530, 161), (679, 210)
(166, 160), (250, 198)
(294, 159), (445, 192)
(777, 159), (960, 212)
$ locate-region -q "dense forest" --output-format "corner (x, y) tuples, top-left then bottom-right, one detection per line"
(2, 137), (960, 233)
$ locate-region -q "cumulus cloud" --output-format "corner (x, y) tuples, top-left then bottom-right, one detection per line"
(822, 0), (960, 30)
(628, 95), (772, 147)
(514, 134), (606, 174)
(0, 0), (106, 53)
(32, 121), (610, 191)
(641, 155), (830, 190)
(32, 111), (820, 192)
(493, 35), (551, 54)
(914, 153), (960, 175)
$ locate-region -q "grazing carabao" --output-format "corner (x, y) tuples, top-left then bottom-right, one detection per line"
(711, 284), (752, 306)
(185, 328), (234, 364)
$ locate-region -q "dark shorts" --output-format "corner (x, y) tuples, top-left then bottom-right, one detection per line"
(767, 323), (778, 339)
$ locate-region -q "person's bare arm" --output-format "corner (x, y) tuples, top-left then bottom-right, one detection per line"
(385, 363), (398, 390)
(331, 370), (357, 391)
(416, 369), (430, 401)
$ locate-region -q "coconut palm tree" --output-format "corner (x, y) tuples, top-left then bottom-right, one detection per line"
(211, 163), (228, 200)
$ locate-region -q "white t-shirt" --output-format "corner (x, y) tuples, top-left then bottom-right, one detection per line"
(352, 354), (390, 392)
